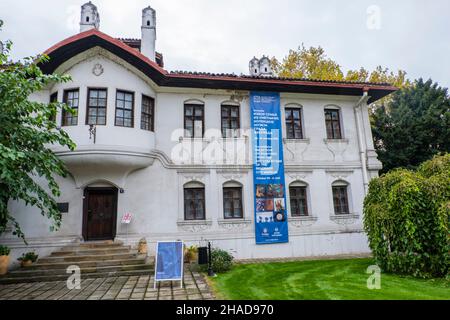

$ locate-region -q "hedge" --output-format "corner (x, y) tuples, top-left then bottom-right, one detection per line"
(364, 154), (449, 278)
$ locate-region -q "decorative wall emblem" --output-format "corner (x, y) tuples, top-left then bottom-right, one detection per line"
(327, 170), (353, 180)
(287, 171), (311, 181)
(220, 173), (244, 181)
(92, 63), (104, 76)
(324, 139), (349, 162)
(181, 174), (206, 184)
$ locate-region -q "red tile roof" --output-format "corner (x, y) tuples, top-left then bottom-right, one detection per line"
(41, 29), (397, 102)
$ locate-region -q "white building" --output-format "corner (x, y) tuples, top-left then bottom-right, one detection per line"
(2, 3), (396, 264)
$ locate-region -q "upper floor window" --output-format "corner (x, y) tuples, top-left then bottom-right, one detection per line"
(49, 92), (58, 122)
(223, 185), (243, 219)
(332, 182), (350, 215)
(87, 88), (107, 125)
(289, 183), (309, 217)
(221, 105), (240, 138)
(141, 95), (155, 131)
(184, 104), (204, 138)
(184, 184), (205, 221)
(324, 108), (342, 139)
(62, 89), (79, 126)
(115, 90), (134, 128)
(285, 107), (304, 139)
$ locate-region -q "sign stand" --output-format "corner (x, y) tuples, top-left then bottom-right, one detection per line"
(121, 213), (132, 245)
(154, 241), (184, 289)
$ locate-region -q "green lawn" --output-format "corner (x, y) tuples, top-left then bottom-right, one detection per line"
(210, 258), (449, 300)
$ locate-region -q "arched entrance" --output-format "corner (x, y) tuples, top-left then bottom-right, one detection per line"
(82, 186), (118, 241)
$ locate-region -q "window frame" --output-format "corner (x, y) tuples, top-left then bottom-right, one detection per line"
(285, 107), (304, 139)
(86, 87), (108, 126)
(141, 94), (155, 132)
(332, 185), (350, 215)
(184, 187), (206, 221)
(221, 104), (240, 138)
(324, 108), (343, 139)
(115, 90), (135, 128)
(223, 186), (244, 219)
(62, 88), (80, 127)
(289, 185), (309, 217)
(184, 104), (205, 138)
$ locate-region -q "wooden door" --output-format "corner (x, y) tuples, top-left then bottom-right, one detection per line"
(83, 188), (118, 241)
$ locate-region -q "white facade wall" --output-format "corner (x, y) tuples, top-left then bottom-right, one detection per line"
(2, 48), (380, 267)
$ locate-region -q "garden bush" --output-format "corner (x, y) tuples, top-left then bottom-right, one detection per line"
(200, 248), (234, 273)
(364, 154), (449, 278)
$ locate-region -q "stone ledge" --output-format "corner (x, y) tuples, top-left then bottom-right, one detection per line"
(289, 216), (318, 227)
(329, 213), (360, 225)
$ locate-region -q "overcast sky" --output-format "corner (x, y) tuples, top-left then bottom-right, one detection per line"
(1, 0), (449, 88)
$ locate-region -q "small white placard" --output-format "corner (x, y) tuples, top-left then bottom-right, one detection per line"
(121, 213), (132, 224)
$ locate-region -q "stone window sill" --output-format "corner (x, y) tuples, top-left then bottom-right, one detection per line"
(324, 138), (349, 144)
(284, 138), (311, 144)
(177, 220), (213, 226)
(218, 219), (252, 225)
(330, 213), (359, 220)
(289, 216), (318, 227)
(290, 216), (318, 222)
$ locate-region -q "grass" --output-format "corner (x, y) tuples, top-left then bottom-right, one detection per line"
(210, 258), (449, 300)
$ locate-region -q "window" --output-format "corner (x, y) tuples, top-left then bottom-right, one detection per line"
(289, 186), (309, 216)
(184, 187), (205, 220)
(115, 90), (134, 127)
(86, 88), (107, 125)
(325, 109), (342, 139)
(184, 104), (204, 138)
(332, 185), (350, 215)
(285, 108), (304, 139)
(221, 105), (240, 138)
(141, 95), (154, 131)
(223, 187), (243, 219)
(62, 89), (79, 126)
(50, 92), (58, 103)
(49, 92), (58, 122)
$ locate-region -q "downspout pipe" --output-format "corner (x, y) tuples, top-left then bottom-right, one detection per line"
(354, 90), (370, 195)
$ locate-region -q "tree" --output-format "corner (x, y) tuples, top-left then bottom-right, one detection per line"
(271, 44), (344, 81)
(0, 20), (75, 243)
(271, 44), (410, 88)
(364, 154), (449, 278)
(372, 78), (450, 173)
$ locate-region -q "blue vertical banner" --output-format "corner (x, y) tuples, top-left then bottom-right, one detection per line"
(250, 92), (289, 245)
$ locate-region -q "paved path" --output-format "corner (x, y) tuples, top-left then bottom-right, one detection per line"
(0, 266), (214, 300)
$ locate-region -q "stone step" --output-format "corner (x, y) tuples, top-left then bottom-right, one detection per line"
(0, 269), (154, 284)
(51, 246), (132, 256)
(5, 263), (153, 278)
(77, 240), (124, 248)
(23, 258), (147, 270)
(39, 252), (140, 263)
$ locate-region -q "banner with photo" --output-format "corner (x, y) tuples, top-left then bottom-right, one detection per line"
(250, 92), (289, 245)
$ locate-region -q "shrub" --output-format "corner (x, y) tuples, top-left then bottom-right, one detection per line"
(184, 245), (198, 263)
(201, 248), (234, 273)
(364, 154), (449, 278)
(17, 252), (39, 263)
(0, 245), (10, 256)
